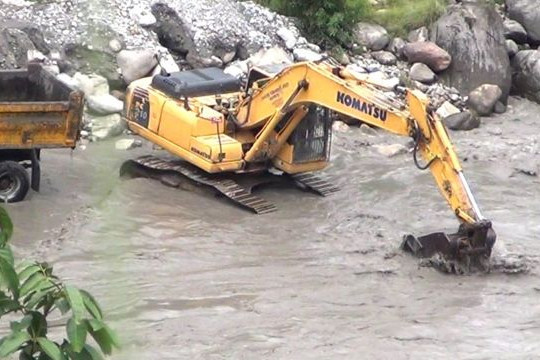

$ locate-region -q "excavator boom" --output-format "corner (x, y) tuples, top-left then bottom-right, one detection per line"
(124, 61), (496, 272)
(234, 62), (496, 270)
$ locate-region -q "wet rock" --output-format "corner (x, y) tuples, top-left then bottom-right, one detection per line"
(56, 73), (79, 89)
(87, 94), (124, 115)
(293, 48), (322, 62)
(108, 39), (124, 53)
(435, 101), (460, 119)
(503, 19), (528, 44)
(117, 49), (157, 84)
(408, 26), (429, 43)
(432, 2), (511, 101)
(494, 101), (506, 114)
(250, 46), (293, 67)
(153, 47), (180, 74)
(134, 8), (157, 27)
(332, 121), (350, 133)
(277, 27), (297, 50)
(506, 0), (540, 44)
(0, 27), (35, 68)
(467, 84), (502, 116)
(409, 63), (436, 84)
(512, 155), (538, 176)
(371, 51), (397, 66)
(375, 144), (408, 157)
(511, 50), (540, 103)
(151, 3), (197, 57)
(72, 73), (109, 96)
(443, 111), (480, 131)
(402, 42), (451, 72)
(386, 37), (406, 59)
(115, 138), (142, 150)
(353, 23), (390, 51)
(360, 124), (378, 136)
(63, 43), (122, 89)
(506, 39), (519, 58)
(111, 90), (126, 101)
(89, 114), (126, 140)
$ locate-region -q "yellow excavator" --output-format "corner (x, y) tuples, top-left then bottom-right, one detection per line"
(121, 61), (496, 269)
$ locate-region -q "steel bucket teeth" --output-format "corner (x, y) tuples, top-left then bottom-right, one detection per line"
(401, 220), (496, 272)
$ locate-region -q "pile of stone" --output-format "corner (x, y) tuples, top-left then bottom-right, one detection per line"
(0, 0), (537, 141)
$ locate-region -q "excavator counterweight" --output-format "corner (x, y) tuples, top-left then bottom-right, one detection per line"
(122, 61), (496, 272)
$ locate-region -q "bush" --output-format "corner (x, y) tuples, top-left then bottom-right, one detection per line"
(0, 207), (119, 359)
(371, 0), (448, 37)
(258, 0), (372, 48)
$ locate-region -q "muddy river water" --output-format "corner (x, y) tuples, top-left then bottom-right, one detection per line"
(3, 98), (540, 359)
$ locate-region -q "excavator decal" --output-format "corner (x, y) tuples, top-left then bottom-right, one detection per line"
(336, 91), (388, 121)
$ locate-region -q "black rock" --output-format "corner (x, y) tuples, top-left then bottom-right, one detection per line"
(443, 111), (480, 131)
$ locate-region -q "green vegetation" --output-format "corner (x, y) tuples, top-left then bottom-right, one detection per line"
(372, 0), (448, 37)
(256, 0), (455, 46)
(0, 207), (119, 359)
(257, 0), (373, 48)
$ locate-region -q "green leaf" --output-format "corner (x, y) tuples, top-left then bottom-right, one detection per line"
(87, 321), (119, 355)
(80, 290), (102, 320)
(0, 206), (14, 245)
(20, 272), (47, 298)
(0, 331), (31, 357)
(29, 311), (48, 338)
(10, 314), (33, 332)
(0, 257), (19, 298)
(37, 338), (65, 360)
(0, 247), (14, 265)
(0, 297), (20, 316)
(83, 345), (104, 360)
(25, 287), (54, 310)
(18, 264), (42, 283)
(65, 286), (85, 321)
(55, 298), (70, 315)
(87, 328), (112, 356)
(67, 318), (87, 353)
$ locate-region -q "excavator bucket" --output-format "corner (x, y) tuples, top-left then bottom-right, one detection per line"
(401, 220), (496, 272)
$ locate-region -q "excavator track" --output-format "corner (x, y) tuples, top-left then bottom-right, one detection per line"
(121, 155), (277, 214)
(120, 155), (340, 214)
(290, 173), (340, 196)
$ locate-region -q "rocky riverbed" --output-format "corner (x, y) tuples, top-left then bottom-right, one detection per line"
(4, 0), (539, 141)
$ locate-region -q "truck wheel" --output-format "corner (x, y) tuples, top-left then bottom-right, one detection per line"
(0, 161), (30, 203)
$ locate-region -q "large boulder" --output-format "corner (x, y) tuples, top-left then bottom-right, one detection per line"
(402, 41), (451, 72)
(386, 37), (406, 59)
(467, 84), (502, 116)
(511, 50), (540, 102)
(409, 63), (437, 84)
(293, 48), (322, 62)
(506, 0), (540, 44)
(371, 51), (397, 66)
(431, 3), (511, 102)
(117, 49), (158, 84)
(151, 3), (197, 57)
(503, 19), (528, 44)
(443, 111), (480, 131)
(0, 27), (34, 68)
(86, 94), (124, 116)
(353, 23), (390, 51)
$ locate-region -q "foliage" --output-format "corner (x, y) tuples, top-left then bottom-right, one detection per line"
(371, 0), (448, 37)
(0, 207), (119, 359)
(257, 0), (372, 48)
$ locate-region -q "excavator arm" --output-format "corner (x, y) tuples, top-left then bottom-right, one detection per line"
(235, 62), (496, 270)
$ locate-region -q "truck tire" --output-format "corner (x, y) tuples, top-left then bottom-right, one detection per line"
(0, 161), (30, 203)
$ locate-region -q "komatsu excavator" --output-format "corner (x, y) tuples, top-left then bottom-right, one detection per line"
(122, 61), (496, 269)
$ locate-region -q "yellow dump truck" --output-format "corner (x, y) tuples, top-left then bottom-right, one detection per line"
(0, 63), (84, 202)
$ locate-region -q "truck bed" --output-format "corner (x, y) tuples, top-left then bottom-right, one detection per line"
(0, 63), (84, 149)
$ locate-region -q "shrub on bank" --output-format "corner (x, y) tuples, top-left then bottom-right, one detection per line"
(0, 207), (118, 359)
(257, 0), (372, 48)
